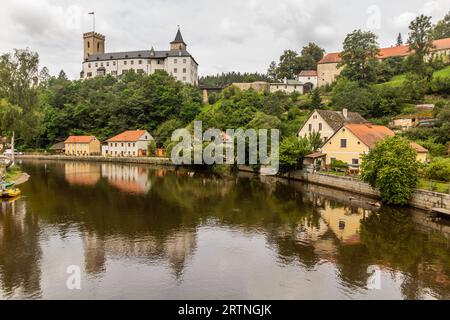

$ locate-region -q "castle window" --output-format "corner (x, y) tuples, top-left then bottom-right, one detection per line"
(124, 61), (127, 65)
(131, 60), (134, 65)
(183, 68), (186, 73)
(87, 72), (92, 77)
(183, 59), (187, 64)
(97, 43), (100, 50)
(113, 61), (116, 66)
(139, 60), (142, 65)
(87, 41), (90, 48)
(174, 59), (178, 63)
(174, 68), (178, 73)
(106, 62), (109, 67)
(101, 62), (103, 67)
(95, 63), (98, 67)
(88, 63), (91, 68)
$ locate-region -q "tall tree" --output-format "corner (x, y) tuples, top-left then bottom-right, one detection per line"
(339, 29), (380, 85)
(310, 88), (322, 109)
(407, 14), (434, 77)
(396, 33), (403, 46)
(300, 42), (325, 69)
(276, 50), (302, 80)
(267, 61), (278, 81)
(433, 11), (450, 40)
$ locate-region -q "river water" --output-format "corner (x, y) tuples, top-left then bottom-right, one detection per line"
(0, 160), (449, 299)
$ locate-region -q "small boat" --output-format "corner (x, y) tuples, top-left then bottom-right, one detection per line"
(1, 188), (21, 198)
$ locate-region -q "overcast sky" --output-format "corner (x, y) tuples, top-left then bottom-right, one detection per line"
(1, 0), (449, 79)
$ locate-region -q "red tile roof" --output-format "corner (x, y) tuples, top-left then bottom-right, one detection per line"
(345, 124), (395, 148)
(344, 124), (428, 153)
(64, 136), (97, 144)
(106, 130), (148, 142)
(299, 70), (318, 77)
(318, 37), (450, 64)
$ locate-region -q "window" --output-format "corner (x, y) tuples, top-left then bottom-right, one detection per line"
(88, 63), (91, 68)
(106, 62), (109, 67)
(97, 43), (100, 50)
(131, 60), (134, 65)
(121, 143), (124, 147)
(128, 143), (131, 147)
(319, 123), (322, 131)
(111, 71), (117, 76)
(308, 124), (312, 132)
(87, 41), (90, 48)
(340, 139), (347, 148)
(183, 68), (186, 73)
(115, 143), (117, 147)
(352, 159), (359, 166)
(133, 143), (135, 147)
(124, 61), (127, 65)
(95, 63), (98, 67)
(174, 59), (178, 63)
(139, 60), (142, 65)
(174, 68), (178, 73)
(101, 62), (104, 67)
(113, 61), (116, 66)
(183, 59), (186, 63)
(87, 72), (92, 77)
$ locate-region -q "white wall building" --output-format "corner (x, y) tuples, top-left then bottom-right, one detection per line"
(81, 28), (199, 85)
(269, 79), (304, 94)
(102, 130), (154, 157)
(298, 70), (318, 90)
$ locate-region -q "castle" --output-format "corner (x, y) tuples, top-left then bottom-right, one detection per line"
(80, 28), (199, 85)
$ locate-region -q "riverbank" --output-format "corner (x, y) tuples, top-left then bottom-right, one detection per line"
(16, 154), (173, 166)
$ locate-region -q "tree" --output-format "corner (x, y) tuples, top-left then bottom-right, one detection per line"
(339, 29), (380, 85)
(301, 43), (325, 64)
(361, 136), (419, 206)
(310, 88), (322, 109)
(279, 136), (311, 172)
(331, 78), (374, 116)
(267, 61), (278, 81)
(308, 131), (323, 151)
(396, 33), (403, 46)
(407, 14), (434, 77)
(276, 50), (302, 80)
(433, 11), (450, 40)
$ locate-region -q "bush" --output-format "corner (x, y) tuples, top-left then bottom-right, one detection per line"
(424, 158), (450, 182)
(361, 136), (419, 206)
(330, 159), (348, 171)
(279, 136), (312, 172)
(415, 139), (447, 157)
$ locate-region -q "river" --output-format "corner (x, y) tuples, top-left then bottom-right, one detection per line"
(0, 160), (449, 299)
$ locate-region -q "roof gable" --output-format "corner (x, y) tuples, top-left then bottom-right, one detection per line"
(344, 124), (395, 148)
(64, 136), (97, 144)
(316, 110), (367, 131)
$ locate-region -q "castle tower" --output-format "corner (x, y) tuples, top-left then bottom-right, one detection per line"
(170, 27), (187, 51)
(83, 32), (105, 60)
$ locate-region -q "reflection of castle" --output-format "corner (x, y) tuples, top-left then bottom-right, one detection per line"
(101, 164), (151, 194)
(82, 229), (197, 279)
(65, 162), (101, 186)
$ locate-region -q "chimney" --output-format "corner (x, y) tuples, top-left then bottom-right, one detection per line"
(342, 108), (348, 119)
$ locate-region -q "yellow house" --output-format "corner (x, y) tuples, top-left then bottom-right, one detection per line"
(321, 123), (429, 168)
(64, 136), (101, 156)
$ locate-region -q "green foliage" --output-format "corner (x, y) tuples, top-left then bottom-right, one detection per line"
(332, 78), (374, 116)
(307, 131), (323, 151)
(415, 139), (447, 157)
(339, 29), (379, 85)
(154, 119), (183, 147)
(401, 73), (428, 101)
(407, 14), (434, 77)
(310, 88), (322, 109)
(433, 11), (450, 40)
(279, 136), (312, 172)
(199, 72), (271, 87)
(361, 136), (419, 205)
(330, 159), (348, 171)
(148, 140), (157, 157)
(423, 157), (450, 182)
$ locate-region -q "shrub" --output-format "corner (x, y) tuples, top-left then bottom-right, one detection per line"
(424, 158), (450, 182)
(330, 159), (348, 171)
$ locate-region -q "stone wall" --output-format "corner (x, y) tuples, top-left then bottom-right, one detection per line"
(284, 171), (450, 210)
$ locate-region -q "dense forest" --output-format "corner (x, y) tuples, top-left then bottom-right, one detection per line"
(199, 72), (271, 87)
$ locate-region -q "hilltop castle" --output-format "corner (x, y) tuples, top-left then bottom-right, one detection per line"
(80, 28), (199, 85)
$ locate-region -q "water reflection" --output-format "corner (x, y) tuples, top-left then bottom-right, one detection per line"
(0, 160), (449, 299)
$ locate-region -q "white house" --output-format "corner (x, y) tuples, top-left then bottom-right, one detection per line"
(269, 79), (304, 94)
(102, 130), (154, 157)
(298, 70), (318, 90)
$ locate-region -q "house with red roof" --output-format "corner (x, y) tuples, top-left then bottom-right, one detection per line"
(64, 136), (101, 156)
(298, 70), (318, 89)
(321, 123), (429, 169)
(103, 130), (154, 157)
(317, 37), (450, 87)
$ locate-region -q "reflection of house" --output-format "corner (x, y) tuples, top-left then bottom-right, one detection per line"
(298, 109), (367, 143)
(101, 163), (151, 194)
(318, 37), (450, 87)
(64, 136), (101, 156)
(320, 202), (366, 244)
(321, 124), (429, 167)
(103, 130), (154, 157)
(65, 162), (101, 186)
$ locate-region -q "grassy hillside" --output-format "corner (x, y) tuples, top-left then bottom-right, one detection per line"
(375, 65), (450, 89)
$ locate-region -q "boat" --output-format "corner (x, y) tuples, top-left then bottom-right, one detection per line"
(1, 188), (21, 198)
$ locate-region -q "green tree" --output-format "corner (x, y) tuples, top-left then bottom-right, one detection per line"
(279, 136), (312, 172)
(301, 43), (325, 64)
(433, 11), (450, 40)
(307, 131), (323, 151)
(310, 88), (322, 109)
(276, 50), (302, 80)
(407, 14), (434, 77)
(396, 33), (403, 46)
(339, 29), (380, 85)
(331, 78), (374, 116)
(361, 136), (419, 205)
(267, 61), (278, 81)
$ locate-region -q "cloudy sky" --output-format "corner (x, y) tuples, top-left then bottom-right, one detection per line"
(1, 0), (449, 79)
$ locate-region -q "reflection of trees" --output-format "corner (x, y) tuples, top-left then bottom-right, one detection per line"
(360, 208), (450, 299)
(0, 200), (42, 298)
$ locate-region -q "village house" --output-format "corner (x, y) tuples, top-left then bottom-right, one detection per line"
(298, 70), (318, 90)
(317, 37), (450, 87)
(321, 123), (429, 169)
(64, 136), (101, 156)
(269, 79), (304, 94)
(390, 114), (435, 131)
(102, 130), (154, 157)
(298, 109), (368, 143)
